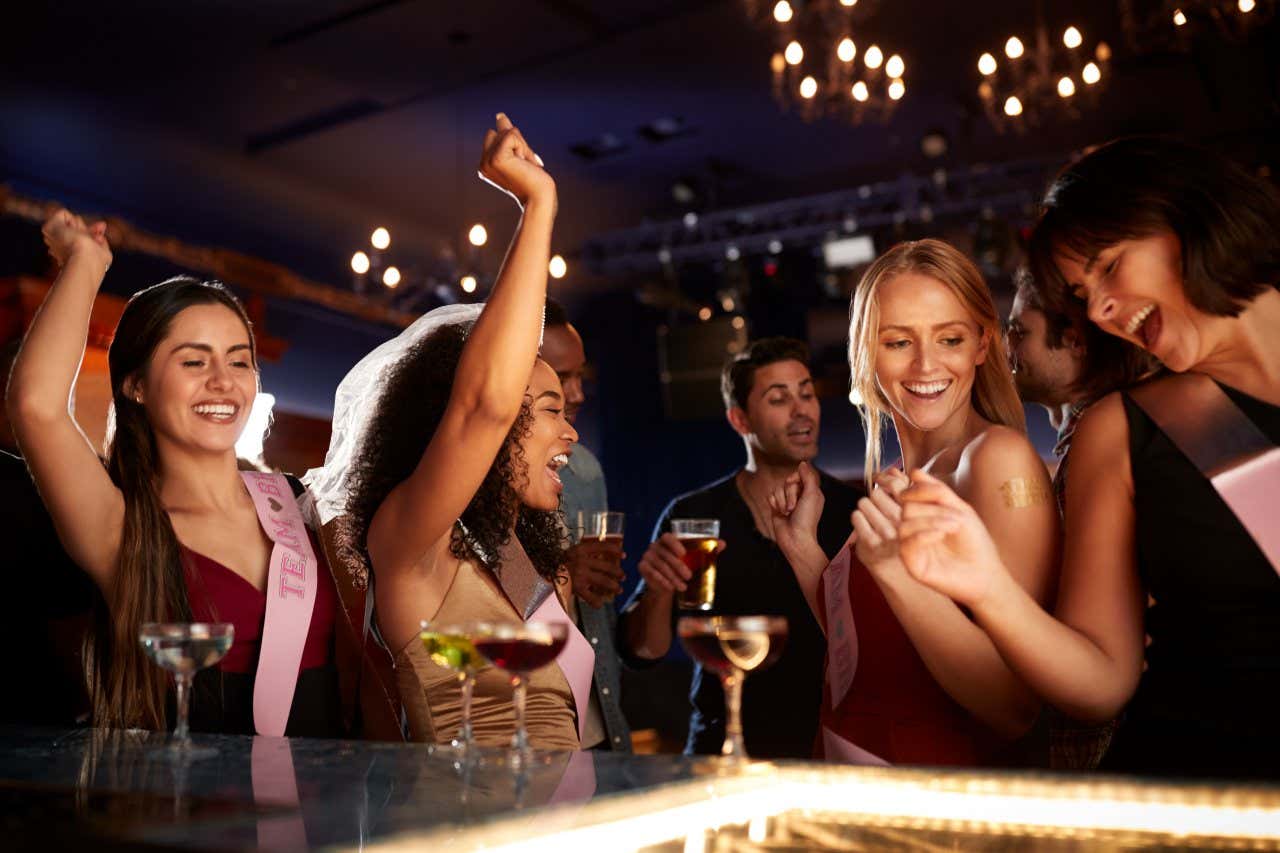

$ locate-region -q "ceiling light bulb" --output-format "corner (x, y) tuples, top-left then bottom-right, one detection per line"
(549, 254), (567, 279)
(888, 78), (905, 100)
(840, 0), (857, 6)
(885, 54), (905, 78)
(468, 224), (487, 246)
(351, 251), (370, 275)
(1082, 62), (1101, 84)
(1240, 0), (1256, 12)
(371, 227), (390, 250)
(382, 266), (400, 288)
(864, 44), (883, 69)
(1095, 41), (1112, 61)
(799, 76), (818, 98)
(1063, 26), (1083, 48)
(698, 307), (712, 321)
(772, 0), (793, 23)
(770, 52), (786, 73)
(1004, 95), (1023, 116)
(978, 80), (994, 100)
(851, 81), (870, 101)
(837, 37), (856, 63)
(1173, 8), (1188, 25)
(978, 52), (997, 75)
(784, 40), (804, 65)
(460, 275), (477, 293)
(1058, 76), (1076, 97)
(1005, 36), (1024, 59)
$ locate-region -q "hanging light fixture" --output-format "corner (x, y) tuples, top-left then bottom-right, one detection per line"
(748, 0), (906, 125)
(975, 3), (1110, 133)
(1119, 0), (1274, 53)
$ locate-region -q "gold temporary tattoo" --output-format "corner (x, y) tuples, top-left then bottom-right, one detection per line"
(999, 477), (1051, 509)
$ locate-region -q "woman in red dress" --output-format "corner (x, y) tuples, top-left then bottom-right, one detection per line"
(769, 239), (1060, 766)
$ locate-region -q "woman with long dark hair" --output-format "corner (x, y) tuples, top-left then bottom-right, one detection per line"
(8, 212), (352, 735)
(896, 137), (1280, 778)
(312, 114), (589, 748)
(768, 239), (1060, 766)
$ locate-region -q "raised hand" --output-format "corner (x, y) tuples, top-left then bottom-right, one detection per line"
(767, 460), (824, 557)
(896, 469), (1008, 608)
(477, 113), (555, 211)
(41, 208), (111, 271)
(565, 539), (626, 609)
(850, 479), (907, 578)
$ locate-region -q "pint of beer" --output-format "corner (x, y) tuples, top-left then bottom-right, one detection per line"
(672, 518), (720, 611)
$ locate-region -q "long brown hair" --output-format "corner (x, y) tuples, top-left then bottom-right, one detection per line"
(89, 276), (256, 729)
(849, 239), (1025, 485)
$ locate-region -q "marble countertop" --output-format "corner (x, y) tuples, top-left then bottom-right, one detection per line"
(4, 726), (1280, 852)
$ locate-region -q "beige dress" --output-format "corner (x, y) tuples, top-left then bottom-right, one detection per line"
(395, 556), (579, 750)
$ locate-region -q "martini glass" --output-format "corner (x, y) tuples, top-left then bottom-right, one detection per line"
(420, 620), (485, 753)
(470, 621), (569, 767)
(139, 622), (234, 751)
(677, 615), (788, 761)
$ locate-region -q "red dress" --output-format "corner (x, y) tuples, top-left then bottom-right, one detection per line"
(181, 529), (341, 737)
(817, 548), (1012, 766)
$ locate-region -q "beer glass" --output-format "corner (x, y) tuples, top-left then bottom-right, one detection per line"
(672, 518), (720, 611)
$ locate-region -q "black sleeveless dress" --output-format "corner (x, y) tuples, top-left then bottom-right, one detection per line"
(1101, 383), (1280, 779)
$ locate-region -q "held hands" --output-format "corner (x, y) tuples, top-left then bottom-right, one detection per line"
(897, 469), (1007, 608)
(636, 532), (725, 596)
(41, 208), (111, 271)
(567, 538), (626, 609)
(478, 113), (555, 211)
(767, 460), (824, 556)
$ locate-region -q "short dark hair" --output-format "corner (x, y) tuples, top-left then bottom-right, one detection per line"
(1015, 268), (1157, 403)
(544, 297), (570, 329)
(721, 337), (810, 411)
(1029, 136), (1280, 320)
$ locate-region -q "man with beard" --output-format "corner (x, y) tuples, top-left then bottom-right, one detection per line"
(1005, 270), (1153, 510)
(620, 337), (861, 758)
(540, 299), (631, 752)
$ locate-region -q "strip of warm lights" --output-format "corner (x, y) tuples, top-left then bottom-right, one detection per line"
(364, 765), (1280, 852)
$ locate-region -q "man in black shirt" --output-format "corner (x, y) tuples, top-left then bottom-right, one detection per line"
(620, 337), (861, 758)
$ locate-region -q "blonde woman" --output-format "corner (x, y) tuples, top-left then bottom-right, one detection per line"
(769, 239), (1059, 766)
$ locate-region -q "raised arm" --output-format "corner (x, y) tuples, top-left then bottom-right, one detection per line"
(854, 428), (1059, 738)
(367, 114), (556, 576)
(767, 461), (833, 626)
(898, 396), (1146, 723)
(8, 211), (124, 590)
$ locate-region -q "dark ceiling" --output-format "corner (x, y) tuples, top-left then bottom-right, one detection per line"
(2, 0), (1277, 300)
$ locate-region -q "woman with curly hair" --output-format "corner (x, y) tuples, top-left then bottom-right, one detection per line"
(314, 114), (585, 748)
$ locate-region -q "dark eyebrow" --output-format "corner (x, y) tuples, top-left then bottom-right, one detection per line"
(171, 343), (252, 355)
(762, 377), (814, 395)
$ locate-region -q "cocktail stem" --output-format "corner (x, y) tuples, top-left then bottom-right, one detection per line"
(173, 672), (193, 740)
(459, 671), (475, 747)
(720, 669), (746, 759)
(511, 674), (530, 761)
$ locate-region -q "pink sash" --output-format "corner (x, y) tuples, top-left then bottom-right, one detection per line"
(251, 736), (307, 849)
(529, 591), (596, 745)
(1129, 374), (1280, 576)
(821, 542), (893, 767)
(549, 750), (597, 804)
(241, 472), (319, 737)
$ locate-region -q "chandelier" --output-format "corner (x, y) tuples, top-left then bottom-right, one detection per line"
(975, 6), (1112, 133)
(747, 0), (908, 124)
(1120, 0), (1275, 53)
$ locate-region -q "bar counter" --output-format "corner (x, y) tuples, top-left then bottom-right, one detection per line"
(3, 726), (1280, 851)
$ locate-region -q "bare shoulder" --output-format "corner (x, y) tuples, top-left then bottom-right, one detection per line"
(1064, 392), (1132, 494)
(964, 424), (1045, 479)
(1071, 392), (1128, 453)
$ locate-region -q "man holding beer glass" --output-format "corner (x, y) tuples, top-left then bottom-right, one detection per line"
(541, 299), (632, 752)
(621, 338), (861, 758)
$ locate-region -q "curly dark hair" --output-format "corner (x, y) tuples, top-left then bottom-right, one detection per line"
(343, 321), (567, 585)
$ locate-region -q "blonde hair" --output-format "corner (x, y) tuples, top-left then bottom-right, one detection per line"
(849, 239), (1025, 485)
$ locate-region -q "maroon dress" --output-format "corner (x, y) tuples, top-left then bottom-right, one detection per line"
(181, 529), (342, 737)
(817, 548), (1015, 766)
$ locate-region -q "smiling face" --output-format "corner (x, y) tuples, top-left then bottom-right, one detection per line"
(873, 271), (989, 436)
(1054, 230), (1206, 372)
(516, 358), (580, 511)
(132, 303), (257, 456)
(1006, 290), (1081, 408)
(730, 358), (820, 465)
